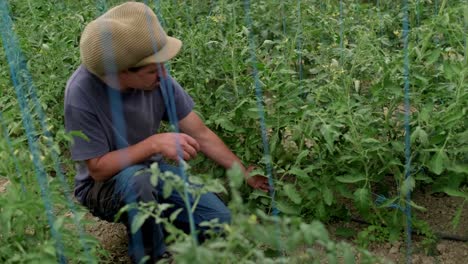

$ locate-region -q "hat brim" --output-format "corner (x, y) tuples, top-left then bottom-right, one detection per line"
(134, 37), (182, 67)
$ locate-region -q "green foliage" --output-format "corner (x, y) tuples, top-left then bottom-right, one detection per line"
(0, 178), (104, 263)
(122, 165), (382, 263)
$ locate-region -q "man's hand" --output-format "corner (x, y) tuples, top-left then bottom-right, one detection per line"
(149, 132), (200, 162)
(245, 165), (270, 192)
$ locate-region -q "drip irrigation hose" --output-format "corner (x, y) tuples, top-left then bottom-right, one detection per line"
(350, 217), (468, 242)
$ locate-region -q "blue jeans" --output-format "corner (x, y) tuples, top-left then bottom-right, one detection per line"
(82, 163), (231, 263)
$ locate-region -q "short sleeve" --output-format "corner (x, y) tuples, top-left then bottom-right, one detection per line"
(65, 105), (110, 161)
(161, 78), (195, 122)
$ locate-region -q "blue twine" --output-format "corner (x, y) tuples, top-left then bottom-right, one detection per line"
(145, 5), (198, 243)
(158, 69), (198, 243)
(0, 110), (27, 193)
(93, 2), (149, 257)
(402, 0), (413, 262)
(0, 1), (66, 262)
(153, 0), (167, 28)
(2, 1), (97, 261)
(95, 0), (107, 15)
(243, 0), (281, 252)
(374, 194), (404, 211)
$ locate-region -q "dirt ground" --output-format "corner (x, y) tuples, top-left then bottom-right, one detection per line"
(1, 177), (467, 263)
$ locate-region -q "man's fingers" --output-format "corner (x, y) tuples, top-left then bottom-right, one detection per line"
(182, 134), (200, 151)
(182, 143), (197, 159)
(183, 150), (191, 161)
(246, 165), (256, 174)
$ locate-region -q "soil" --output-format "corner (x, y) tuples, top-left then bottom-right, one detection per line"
(1, 177), (466, 263)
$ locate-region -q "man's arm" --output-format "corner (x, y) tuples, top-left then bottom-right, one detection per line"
(86, 133), (199, 181)
(179, 111), (270, 191)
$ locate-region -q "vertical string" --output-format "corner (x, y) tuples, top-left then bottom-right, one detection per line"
(145, 5), (199, 244)
(402, 0), (412, 263)
(2, 0), (97, 261)
(158, 69), (198, 244)
(243, 0), (281, 255)
(0, 0), (66, 262)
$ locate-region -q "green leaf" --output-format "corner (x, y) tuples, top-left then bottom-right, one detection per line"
(408, 200), (427, 211)
(428, 151), (448, 175)
(131, 213), (150, 234)
(320, 124), (340, 152)
(322, 187), (333, 206)
(451, 201), (465, 230)
(215, 118), (236, 131)
(447, 163), (468, 174)
(276, 200), (300, 215)
(288, 167), (309, 179)
(283, 184), (302, 204)
(458, 130), (468, 144)
(335, 227), (356, 238)
(170, 208), (183, 222)
(163, 183), (173, 199)
(443, 188), (468, 199)
(343, 245), (355, 264)
(69, 130), (89, 142)
(425, 49), (441, 65)
(295, 150), (310, 164)
(336, 174), (367, 183)
(400, 176), (415, 195)
(227, 163), (244, 188)
(410, 126), (428, 145)
(354, 188), (370, 211)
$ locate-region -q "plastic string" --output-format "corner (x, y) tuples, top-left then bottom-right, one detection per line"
(243, 0), (282, 255)
(0, 0), (66, 262)
(145, 4), (199, 243)
(402, 0), (413, 262)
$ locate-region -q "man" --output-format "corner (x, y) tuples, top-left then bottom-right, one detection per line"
(64, 2), (269, 263)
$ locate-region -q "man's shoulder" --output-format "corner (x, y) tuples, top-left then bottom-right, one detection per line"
(65, 65), (103, 108)
(66, 65), (100, 90)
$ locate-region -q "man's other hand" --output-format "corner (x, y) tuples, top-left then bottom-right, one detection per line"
(245, 165), (270, 192)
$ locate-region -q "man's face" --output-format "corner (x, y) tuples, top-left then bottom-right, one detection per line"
(121, 63), (167, 91)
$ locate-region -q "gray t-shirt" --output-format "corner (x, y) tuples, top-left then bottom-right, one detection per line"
(64, 65), (194, 202)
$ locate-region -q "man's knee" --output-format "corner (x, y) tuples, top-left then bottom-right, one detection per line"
(115, 165), (156, 203)
(217, 209), (231, 224)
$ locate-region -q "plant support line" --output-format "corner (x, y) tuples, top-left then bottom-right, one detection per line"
(0, 0), (66, 262)
(402, 0), (413, 263)
(243, 0), (282, 255)
(147, 5), (199, 244)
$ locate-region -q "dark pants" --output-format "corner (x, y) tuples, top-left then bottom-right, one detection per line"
(82, 163), (231, 263)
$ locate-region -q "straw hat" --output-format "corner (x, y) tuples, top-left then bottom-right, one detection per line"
(79, 2), (182, 77)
